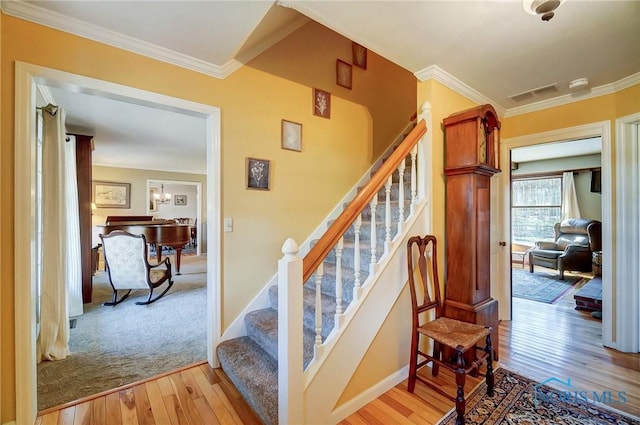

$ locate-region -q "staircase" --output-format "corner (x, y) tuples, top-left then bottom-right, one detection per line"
(217, 116), (429, 425)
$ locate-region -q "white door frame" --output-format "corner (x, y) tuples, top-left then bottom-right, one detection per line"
(496, 121), (611, 339)
(14, 61), (222, 425)
(613, 113), (640, 352)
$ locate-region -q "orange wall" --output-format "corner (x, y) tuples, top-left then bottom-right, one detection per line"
(248, 21), (417, 159)
(0, 13), (413, 421)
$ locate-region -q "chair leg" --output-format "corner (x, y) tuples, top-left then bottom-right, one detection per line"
(103, 289), (132, 306)
(408, 331), (419, 393)
(485, 334), (494, 397)
(135, 279), (174, 305)
(432, 341), (441, 377)
(455, 349), (466, 425)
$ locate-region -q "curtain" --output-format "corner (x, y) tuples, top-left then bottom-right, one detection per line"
(561, 171), (581, 220)
(37, 108), (81, 363)
(65, 135), (84, 318)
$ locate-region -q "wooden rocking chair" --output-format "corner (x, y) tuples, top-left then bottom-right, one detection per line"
(100, 230), (174, 306)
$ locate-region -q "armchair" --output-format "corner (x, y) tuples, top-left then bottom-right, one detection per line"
(100, 230), (174, 305)
(528, 219), (601, 280)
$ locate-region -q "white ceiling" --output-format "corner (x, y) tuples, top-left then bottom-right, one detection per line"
(11, 0), (637, 171)
(511, 137), (601, 163)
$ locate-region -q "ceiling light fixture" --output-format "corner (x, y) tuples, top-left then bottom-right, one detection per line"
(523, 0), (566, 21)
(154, 184), (172, 205)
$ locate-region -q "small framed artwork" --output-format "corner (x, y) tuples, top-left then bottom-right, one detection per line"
(93, 181), (131, 209)
(313, 88), (331, 119)
(175, 195), (187, 206)
(281, 119), (302, 152)
(336, 59), (352, 89)
(352, 42), (367, 70)
(246, 157), (271, 191)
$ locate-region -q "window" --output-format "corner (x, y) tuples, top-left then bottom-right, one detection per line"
(512, 176), (562, 245)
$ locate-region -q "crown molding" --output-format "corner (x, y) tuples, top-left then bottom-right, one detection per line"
(1, 0), (230, 79)
(504, 72), (640, 117)
(414, 65), (506, 117)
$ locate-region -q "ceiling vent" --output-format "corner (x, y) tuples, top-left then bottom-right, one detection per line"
(508, 83), (558, 103)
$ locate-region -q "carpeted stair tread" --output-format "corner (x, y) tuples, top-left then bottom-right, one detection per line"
(216, 337), (278, 425)
(244, 308), (316, 368)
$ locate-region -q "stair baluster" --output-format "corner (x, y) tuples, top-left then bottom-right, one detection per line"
(410, 145), (418, 215)
(335, 237), (344, 315)
(369, 193), (378, 275)
(398, 160), (406, 233)
(354, 214), (362, 291)
(384, 175), (393, 254)
(314, 262), (324, 348)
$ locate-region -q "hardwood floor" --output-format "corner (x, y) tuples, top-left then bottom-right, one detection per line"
(37, 269), (640, 425)
(36, 362), (262, 425)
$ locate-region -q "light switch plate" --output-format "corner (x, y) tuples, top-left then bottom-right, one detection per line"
(224, 218), (233, 232)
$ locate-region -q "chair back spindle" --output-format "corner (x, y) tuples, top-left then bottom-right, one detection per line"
(407, 235), (441, 320)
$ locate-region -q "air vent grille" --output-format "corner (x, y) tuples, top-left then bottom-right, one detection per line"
(509, 83), (558, 103)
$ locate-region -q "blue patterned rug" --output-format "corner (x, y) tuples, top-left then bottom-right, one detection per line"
(439, 368), (640, 424)
(512, 268), (582, 304)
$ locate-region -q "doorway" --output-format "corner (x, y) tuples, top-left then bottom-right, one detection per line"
(14, 62), (221, 425)
(509, 139), (601, 316)
(495, 121), (612, 341)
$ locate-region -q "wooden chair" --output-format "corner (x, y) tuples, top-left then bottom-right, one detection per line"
(407, 235), (494, 425)
(100, 230), (174, 306)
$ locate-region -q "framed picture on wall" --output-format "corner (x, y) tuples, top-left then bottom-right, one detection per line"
(352, 42), (367, 70)
(281, 119), (302, 152)
(336, 59), (352, 89)
(313, 88), (331, 119)
(246, 157), (270, 190)
(93, 181), (131, 209)
(175, 195), (187, 205)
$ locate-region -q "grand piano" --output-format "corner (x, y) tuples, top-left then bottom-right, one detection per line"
(97, 216), (191, 275)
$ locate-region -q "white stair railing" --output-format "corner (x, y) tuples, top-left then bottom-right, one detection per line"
(277, 105), (432, 424)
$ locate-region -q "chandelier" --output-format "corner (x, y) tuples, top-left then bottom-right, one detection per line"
(154, 184), (171, 205)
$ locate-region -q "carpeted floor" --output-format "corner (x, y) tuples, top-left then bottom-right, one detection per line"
(37, 255), (207, 411)
(512, 268), (584, 304)
(439, 368), (640, 425)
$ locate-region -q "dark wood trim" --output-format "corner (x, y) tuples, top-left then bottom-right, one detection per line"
(73, 134), (94, 303)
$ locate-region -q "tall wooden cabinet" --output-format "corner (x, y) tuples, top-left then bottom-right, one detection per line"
(73, 134), (94, 303)
(442, 104), (501, 359)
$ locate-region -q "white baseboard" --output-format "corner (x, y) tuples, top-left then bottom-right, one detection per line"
(328, 365), (409, 424)
(3, 421), (17, 425)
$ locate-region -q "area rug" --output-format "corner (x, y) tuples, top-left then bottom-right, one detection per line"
(439, 368), (640, 425)
(37, 256), (207, 411)
(512, 268), (581, 304)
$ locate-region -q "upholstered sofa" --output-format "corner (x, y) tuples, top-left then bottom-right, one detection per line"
(528, 218), (602, 280)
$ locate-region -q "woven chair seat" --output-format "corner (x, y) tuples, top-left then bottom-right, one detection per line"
(418, 317), (490, 352)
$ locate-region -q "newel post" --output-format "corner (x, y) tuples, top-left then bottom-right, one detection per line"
(278, 238), (303, 424)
